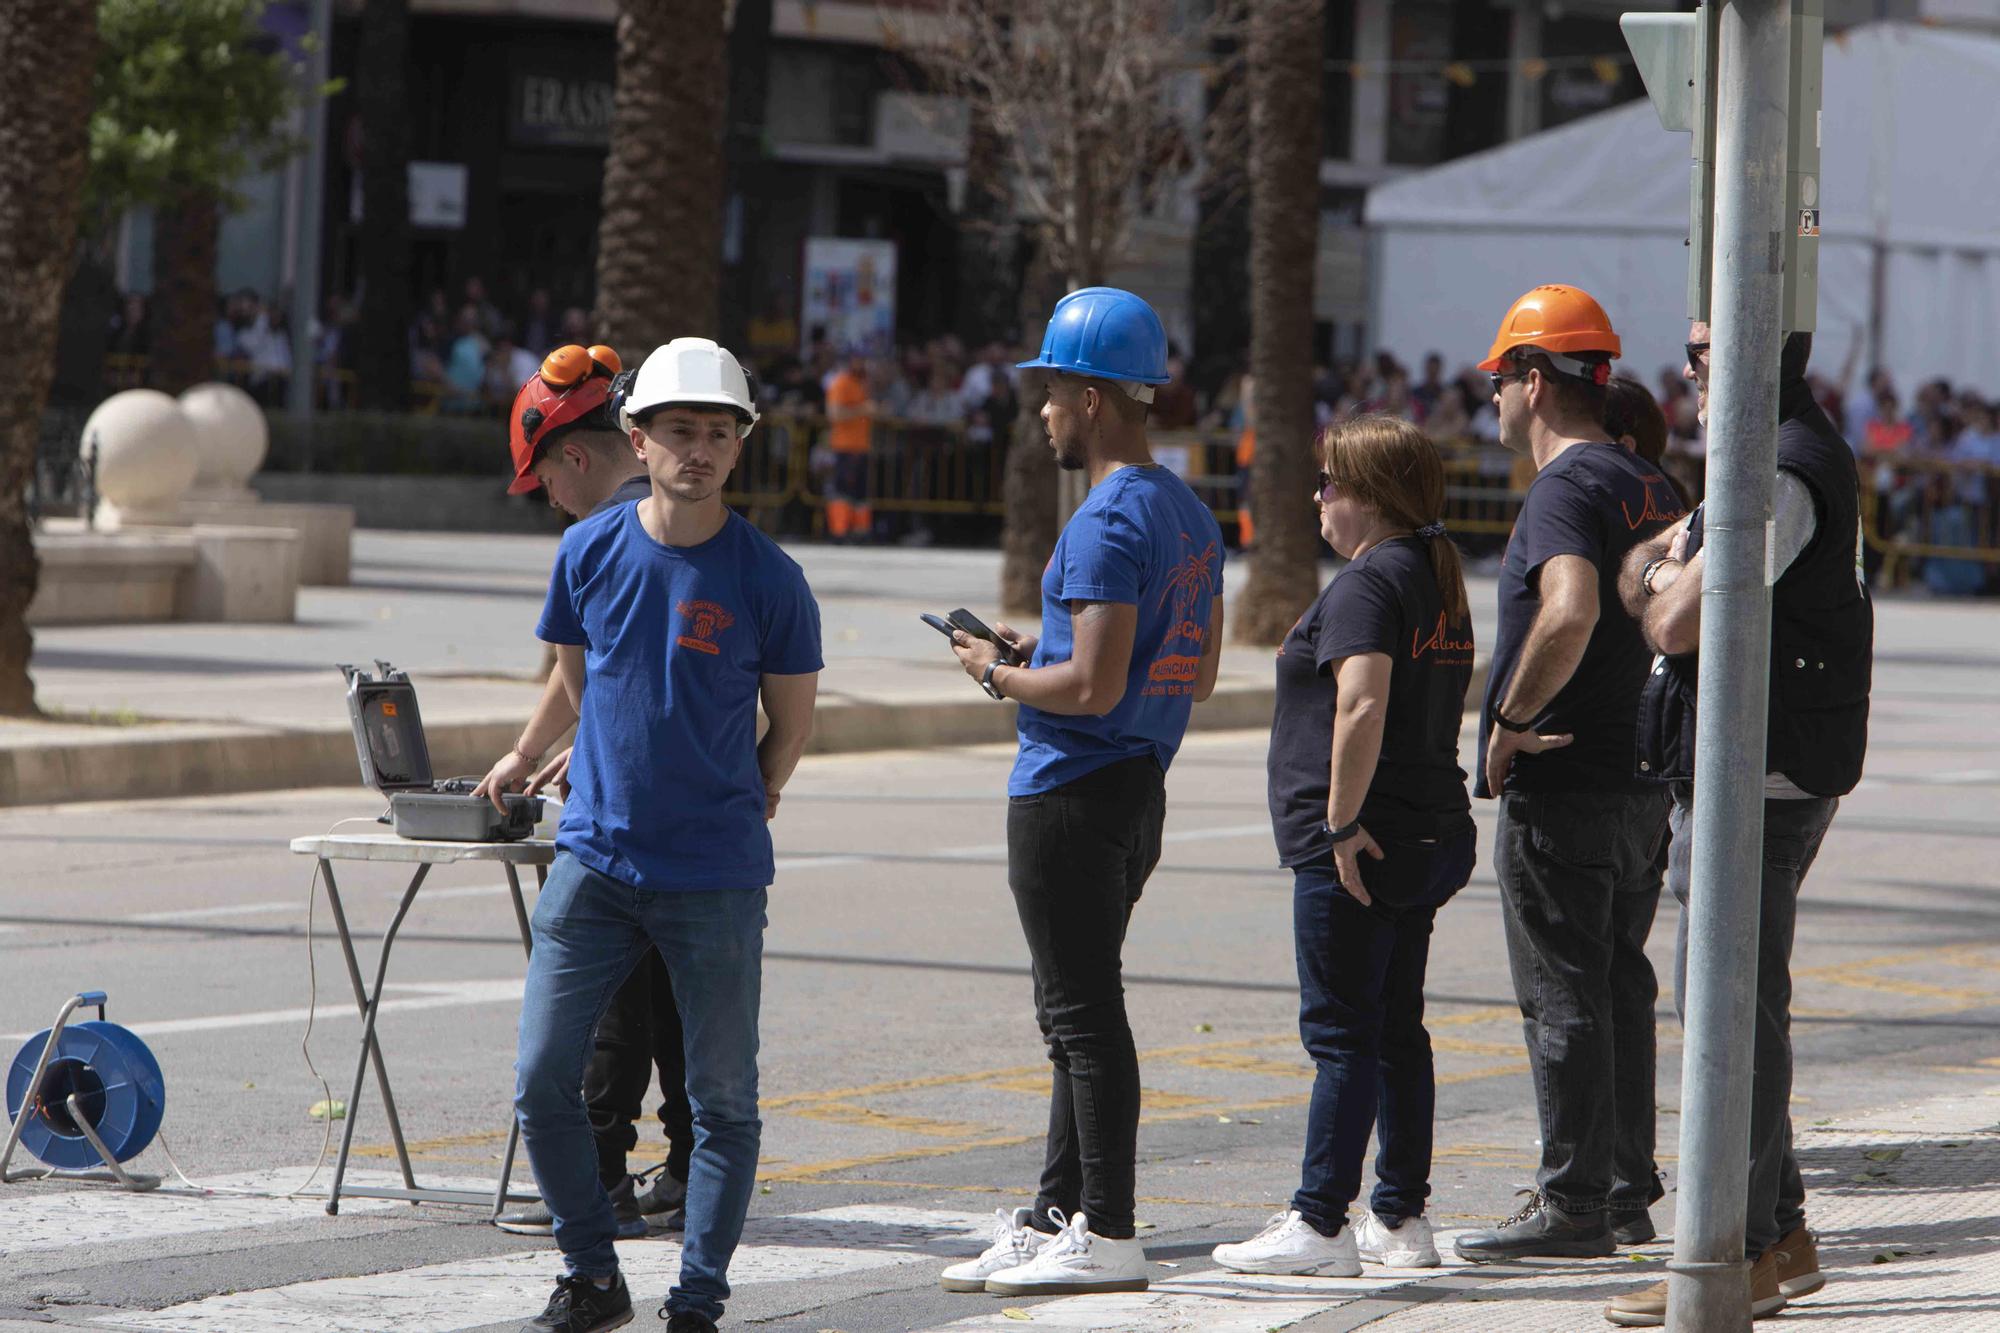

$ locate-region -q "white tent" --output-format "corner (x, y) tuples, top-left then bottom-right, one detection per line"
(1365, 22), (2000, 398)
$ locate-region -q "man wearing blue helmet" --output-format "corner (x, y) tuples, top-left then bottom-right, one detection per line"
(941, 287), (1227, 1298)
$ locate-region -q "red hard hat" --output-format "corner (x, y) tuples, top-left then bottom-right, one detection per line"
(506, 344), (620, 494)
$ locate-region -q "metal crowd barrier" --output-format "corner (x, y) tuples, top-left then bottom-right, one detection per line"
(1861, 452), (2000, 588)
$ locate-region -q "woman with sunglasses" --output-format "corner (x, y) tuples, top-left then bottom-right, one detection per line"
(1213, 415), (1477, 1277)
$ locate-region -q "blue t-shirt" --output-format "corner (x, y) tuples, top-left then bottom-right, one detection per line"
(1010, 464), (1225, 796)
(537, 506), (823, 891)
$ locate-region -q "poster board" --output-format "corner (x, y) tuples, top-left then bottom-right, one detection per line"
(802, 238), (897, 358)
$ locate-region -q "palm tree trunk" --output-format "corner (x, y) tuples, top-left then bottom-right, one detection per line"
(355, 0), (413, 411)
(150, 188), (221, 395)
(0, 0), (97, 715)
(1000, 251), (1064, 617)
(1232, 0), (1324, 645)
(596, 0), (726, 351)
(1192, 5), (1251, 405)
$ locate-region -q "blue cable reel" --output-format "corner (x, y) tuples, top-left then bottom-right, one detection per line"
(4, 992), (165, 1172)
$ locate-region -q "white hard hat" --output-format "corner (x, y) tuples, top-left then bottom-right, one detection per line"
(623, 338), (760, 438)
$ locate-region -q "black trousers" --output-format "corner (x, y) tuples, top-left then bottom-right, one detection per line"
(1007, 754), (1167, 1240)
(585, 946), (693, 1188)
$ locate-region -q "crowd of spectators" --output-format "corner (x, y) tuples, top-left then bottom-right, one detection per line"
(98, 283), (2000, 590)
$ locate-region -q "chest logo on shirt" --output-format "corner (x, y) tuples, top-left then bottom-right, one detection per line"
(1620, 473), (1690, 531)
(1145, 535), (1219, 695)
(1412, 612), (1475, 664)
(675, 599), (736, 655)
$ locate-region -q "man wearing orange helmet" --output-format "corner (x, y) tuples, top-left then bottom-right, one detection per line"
(1455, 286), (1686, 1264)
(474, 344), (695, 1244)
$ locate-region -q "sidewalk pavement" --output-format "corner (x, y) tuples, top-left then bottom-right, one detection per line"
(1293, 1082), (2000, 1332)
(5, 533), (1495, 807)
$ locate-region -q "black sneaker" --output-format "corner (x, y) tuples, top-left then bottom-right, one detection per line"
(519, 1271), (633, 1332)
(660, 1309), (717, 1333)
(1452, 1190), (1615, 1263)
(636, 1168), (687, 1217)
(607, 1176), (650, 1238)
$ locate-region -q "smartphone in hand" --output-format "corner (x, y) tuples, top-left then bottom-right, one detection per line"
(918, 609), (1022, 665)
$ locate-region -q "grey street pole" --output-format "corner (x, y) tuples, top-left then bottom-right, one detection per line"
(1667, 2), (1791, 1330)
(287, 0), (333, 423)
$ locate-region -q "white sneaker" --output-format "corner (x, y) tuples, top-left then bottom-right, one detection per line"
(939, 1207), (1044, 1292)
(984, 1209), (1150, 1296)
(1355, 1210), (1441, 1268)
(1212, 1210), (1361, 1277)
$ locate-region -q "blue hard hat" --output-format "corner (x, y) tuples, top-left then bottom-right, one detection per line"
(1017, 287), (1171, 386)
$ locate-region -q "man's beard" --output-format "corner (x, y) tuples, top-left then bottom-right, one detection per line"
(1053, 436), (1087, 471)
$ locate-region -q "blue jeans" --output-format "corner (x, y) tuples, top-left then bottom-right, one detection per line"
(514, 852), (766, 1323)
(1291, 828), (1476, 1235)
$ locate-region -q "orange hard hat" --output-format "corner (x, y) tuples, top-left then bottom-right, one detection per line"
(505, 344), (622, 494)
(1477, 284), (1622, 373)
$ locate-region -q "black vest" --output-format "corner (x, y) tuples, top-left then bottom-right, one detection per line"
(1636, 380), (1873, 796)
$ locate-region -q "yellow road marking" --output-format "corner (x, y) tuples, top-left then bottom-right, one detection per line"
(788, 1102), (993, 1139)
(756, 1133), (1039, 1183)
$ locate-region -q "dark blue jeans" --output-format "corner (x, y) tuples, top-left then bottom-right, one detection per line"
(514, 853), (765, 1323)
(1668, 790), (1837, 1258)
(1494, 789), (1670, 1216)
(1291, 827), (1476, 1235)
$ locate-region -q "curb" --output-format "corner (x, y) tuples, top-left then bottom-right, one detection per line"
(0, 665), (1486, 809)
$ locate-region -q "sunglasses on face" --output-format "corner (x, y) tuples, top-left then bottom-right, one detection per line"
(1315, 470), (1338, 499)
(1489, 369), (1530, 395)
(1686, 341), (1711, 372)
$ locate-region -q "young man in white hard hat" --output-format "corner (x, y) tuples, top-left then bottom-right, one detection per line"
(511, 338), (822, 1333)
(942, 287), (1225, 1298)
(475, 344), (694, 1243)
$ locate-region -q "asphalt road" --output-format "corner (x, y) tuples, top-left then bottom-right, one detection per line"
(2, 631), (1998, 1330)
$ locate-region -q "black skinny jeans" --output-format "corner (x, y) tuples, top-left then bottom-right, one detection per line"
(586, 946), (693, 1188)
(1007, 754), (1166, 1240)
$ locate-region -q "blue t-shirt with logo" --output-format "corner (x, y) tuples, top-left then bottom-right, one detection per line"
(1010, 464), (1225, 796)
(537, 506), (823, 891)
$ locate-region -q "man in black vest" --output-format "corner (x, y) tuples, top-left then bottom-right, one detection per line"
(1603, 328), (1872, 1327)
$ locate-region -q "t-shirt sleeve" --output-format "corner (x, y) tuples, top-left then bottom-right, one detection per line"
(535, 538), (588, 646)
(1313, 565), (1401, 670)
(759, 560), (824, 675)
(1514, 472), (1607, 579)
(1770, 468), (1820, 577)
(1058, 506), (1144, 605)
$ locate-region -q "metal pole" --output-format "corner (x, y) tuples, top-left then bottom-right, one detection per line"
(1667, 2), (1791, 1330)
(287, 0), (333, 422)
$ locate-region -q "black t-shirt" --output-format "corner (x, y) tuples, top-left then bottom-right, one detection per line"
(1267, 537), (1475, 866)
(1476, 441), (1688, 797)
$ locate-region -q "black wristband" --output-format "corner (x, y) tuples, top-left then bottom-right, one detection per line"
(1320, 818), (1362, 845)
(1494, 710), (1537, 734)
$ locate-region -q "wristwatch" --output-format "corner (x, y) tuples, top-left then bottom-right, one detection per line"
(979, 660), (1006, 700)
(1320, 818), (1362, 845)
(1494, 710), (1537, 734)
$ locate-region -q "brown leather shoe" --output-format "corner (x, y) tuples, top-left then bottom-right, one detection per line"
(1603, 1278), (1668, 1326)
(1771, 1225), (1825, 1298)
(1749, 1246), (1789, 1318)
(1602, 1258), (1789, 1327)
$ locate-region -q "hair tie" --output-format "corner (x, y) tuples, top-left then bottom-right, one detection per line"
(1416, 520), (1447, 539)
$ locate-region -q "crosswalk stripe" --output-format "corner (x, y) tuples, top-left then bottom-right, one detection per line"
(90, 1204), (991, 1333)
(0, 1171), (485, 1259)
(921, 1249), (1474, 1332)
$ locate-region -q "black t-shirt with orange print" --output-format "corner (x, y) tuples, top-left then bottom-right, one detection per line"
(1267, 537), (1476, 867)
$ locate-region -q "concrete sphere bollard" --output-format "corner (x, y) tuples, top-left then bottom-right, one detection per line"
(83, 389), (200, 526)
(178, 381), (268, 495)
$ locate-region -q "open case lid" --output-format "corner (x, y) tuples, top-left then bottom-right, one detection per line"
(340, 662), (435, 793)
